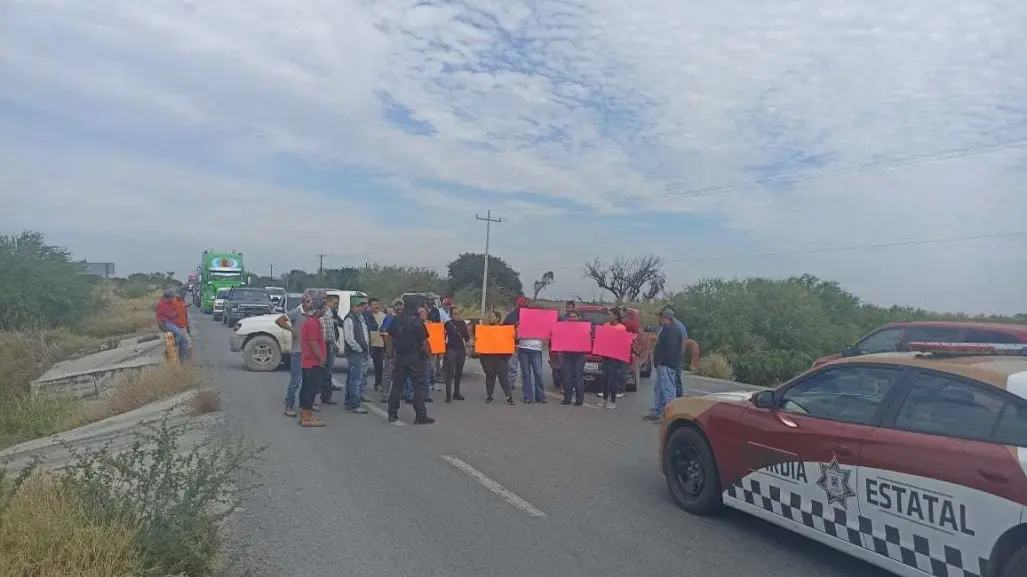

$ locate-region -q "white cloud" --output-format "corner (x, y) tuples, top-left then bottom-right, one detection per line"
(1, 0), (1025, 313)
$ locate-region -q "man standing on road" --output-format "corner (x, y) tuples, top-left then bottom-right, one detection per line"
(377, 299), (402, 403)
(276, 292), (312, 417)
(502, 296), (526, 393)
(367, 298), (387, 392)
(342, 296), (371, 414)
(173, 289), (192, 359)
(559, 300), (577, 321)
(559, 309), (587, 406)
(316, 294), (341, 409)
(298, 292), (328, 427)
(645, 309), (684, 421)
(443, 305), (469, 403)
(661, 305), (688, 398)
(387, 295), (435, 425)
(156, 288), (189, 361)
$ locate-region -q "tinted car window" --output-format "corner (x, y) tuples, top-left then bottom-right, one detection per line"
(893, 373), (1004, 442)
(857, 328), (904, 354)
(902, 326), (964, 343)
(992, 403), (1027, 447)
(780, 366), (904, 425)
(964, 329), (1022, 344)
(231, 289), (269, 300)
(216, 289), (230, 298)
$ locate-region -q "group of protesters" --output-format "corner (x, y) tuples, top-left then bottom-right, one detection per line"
(270, 289), (691, 427)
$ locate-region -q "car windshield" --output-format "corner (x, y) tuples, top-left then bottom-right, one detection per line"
(266, 288), (286, 296)
(575, 311), (609, 325)
(232, 289), (268, 300)
(216, 289), (230, 298)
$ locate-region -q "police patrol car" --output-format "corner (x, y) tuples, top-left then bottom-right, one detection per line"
(659, 342), (1027, 577)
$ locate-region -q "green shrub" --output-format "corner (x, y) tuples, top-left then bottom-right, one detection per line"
(693, 353), (734, 380)
(61, 416), (264, 577)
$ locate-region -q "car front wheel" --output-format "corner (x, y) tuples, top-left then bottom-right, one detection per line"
(243, 335), (282, 372)
(1000, 544), (1027, 577)
(663, 425), (723, 515)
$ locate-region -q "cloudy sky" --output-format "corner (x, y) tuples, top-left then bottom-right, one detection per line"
(2, 0), (1025, 314)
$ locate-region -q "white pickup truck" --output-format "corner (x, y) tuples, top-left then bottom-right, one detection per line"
(229, 290), (368, 371)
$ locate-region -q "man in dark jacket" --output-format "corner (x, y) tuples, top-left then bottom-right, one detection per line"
(644, 309), (684, 421)
(386, 295), (435, 425)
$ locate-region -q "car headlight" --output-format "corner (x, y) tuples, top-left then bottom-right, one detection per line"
(233, 323), (241, 332)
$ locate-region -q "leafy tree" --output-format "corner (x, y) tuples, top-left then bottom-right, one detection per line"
(532, 271), (554, 300)
(446, 253), (523, 297)
(583, 254), (665, 302)
(356, 264), (444, 301)
(0, 231), (105, 330)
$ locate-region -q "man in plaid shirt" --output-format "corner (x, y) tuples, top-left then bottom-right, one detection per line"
(316, 294), (341, 408)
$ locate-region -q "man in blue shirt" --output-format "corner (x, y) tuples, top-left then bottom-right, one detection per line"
(660, 306), (687, 398)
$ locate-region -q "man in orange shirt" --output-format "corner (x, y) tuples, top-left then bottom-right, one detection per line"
(172, 289), (192, 359)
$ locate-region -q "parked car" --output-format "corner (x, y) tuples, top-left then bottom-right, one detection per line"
(265, 286), (287, 311)
(660, 340), (1027, 577)
(222, 287), (273, 326)
(229, 289), (368, 372)
(547, 305), (654, 392)
(812, 321), (1027, 369)
(211, 288), (231, 322)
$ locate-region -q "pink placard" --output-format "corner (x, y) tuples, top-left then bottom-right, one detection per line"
(517, 308), (559, 339)
(592, 325), (634, 363)
(550, 321), (592, 353)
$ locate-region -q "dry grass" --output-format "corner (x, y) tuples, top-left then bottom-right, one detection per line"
(73, 363), (207, 426)
(692, 352), (735, 381)
(190, 389), (223, 415)
(0, 476), (143, 577)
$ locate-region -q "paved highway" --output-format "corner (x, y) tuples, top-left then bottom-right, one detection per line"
(192, 317), (891, 577)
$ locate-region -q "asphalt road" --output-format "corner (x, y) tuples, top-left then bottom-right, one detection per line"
(192, 317), (891, 577)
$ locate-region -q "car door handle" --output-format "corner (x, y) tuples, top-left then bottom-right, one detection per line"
(978, 468), (1009, 484)
(830, 445), (854, 457)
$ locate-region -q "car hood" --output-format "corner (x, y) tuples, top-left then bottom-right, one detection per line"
(230, 299), (271, 306)
(234, 313), (284, 329)
(700, 390), (756, 402)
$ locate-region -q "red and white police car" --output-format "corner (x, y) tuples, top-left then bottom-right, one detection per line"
(660, 342), (1027, 577)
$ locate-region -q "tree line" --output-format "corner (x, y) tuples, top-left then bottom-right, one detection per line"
(3, 231), (1023, 387)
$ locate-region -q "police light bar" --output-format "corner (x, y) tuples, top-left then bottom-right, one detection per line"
(907, 342), (1027, 356)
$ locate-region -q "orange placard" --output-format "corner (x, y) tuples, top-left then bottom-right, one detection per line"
(474, 325), (516, 355)
(426, 322), (446, 355)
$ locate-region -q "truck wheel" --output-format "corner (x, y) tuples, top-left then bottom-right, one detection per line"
(1000, 544), (1027, 577)
(663, 426), (723, 516)
(243, 335), (281, 372)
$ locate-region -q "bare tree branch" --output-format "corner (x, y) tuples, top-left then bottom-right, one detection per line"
(582, 255), (666, 302)
(531, 270), (555, 300)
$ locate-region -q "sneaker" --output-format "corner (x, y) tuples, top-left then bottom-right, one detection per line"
(347, 406), (369, 414)
(321, 399), (339, 406)
(574, 400), (584, 406)
(432, 385), (441, 392)
(596, 392), (603, 398)
(486, 397), (494, 404)
(607, 401), (616, 410)
(600, 400), (607, 408)
(453, 393), (465, 401)
(506, 397), (516, 406)
(445, 396), (452, 404)
(560, 399), (571, 405)
(537, 398), (547, 404)
(388, 413), (398, 423)
(414, 416), (435, 425)
(284, 407), (297, 417)
(425, 398), (434, 403)
(617, 392), (625, 399)
(312, 404), (322, 412)
(643, 413), (662, 421)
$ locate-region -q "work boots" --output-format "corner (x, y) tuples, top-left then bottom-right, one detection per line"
(299, 408), (325, 427)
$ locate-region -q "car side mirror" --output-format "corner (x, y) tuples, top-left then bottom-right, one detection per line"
(752, 390), (776, 409)
(840, 345), (859, 357)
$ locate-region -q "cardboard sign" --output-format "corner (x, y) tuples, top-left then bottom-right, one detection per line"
(592, 324), (634, 363)
(550, 321), (593, 353)
(517, 308), (559, 339)
(426, 322), (446, 355)
(474, 324), (516, 355)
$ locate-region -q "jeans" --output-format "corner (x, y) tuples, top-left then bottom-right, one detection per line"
(673, 369), (683, 398)
(600, 358), (625, 401)
(517, 348), (545, 402)
(285, 351), (302, 408)
(652, 365), (678, 415)
(561, 353), (586, 402)
(162, 323), (189, 360)
(321, 346), (336, 402)
(345, 353), (367, 409)
(379, 356), (393, 402)
(371, 347), (385, 389)
(507, 352), (519, 390)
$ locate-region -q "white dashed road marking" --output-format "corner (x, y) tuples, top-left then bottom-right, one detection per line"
(332, 377), (405, 425)
(441, 455), (547, 518)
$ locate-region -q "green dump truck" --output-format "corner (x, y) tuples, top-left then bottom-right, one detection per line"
(199, 250), (246, 313)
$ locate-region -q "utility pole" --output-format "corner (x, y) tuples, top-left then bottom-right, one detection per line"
(317, 253), (326, 278)
(475, 210), (502, 316)
(269, 258), (274, 281)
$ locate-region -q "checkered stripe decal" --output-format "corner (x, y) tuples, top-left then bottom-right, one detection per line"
(726, 478), (988, 577)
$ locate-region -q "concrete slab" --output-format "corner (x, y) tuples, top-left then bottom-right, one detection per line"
(30, 335), (166, 399)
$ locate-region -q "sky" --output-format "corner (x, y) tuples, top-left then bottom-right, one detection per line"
(1, 0), (1026, 315)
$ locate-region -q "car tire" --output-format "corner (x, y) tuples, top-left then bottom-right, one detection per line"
(243, 335), (282, 372)
(663, 425), (723, 516)
(1000, 544), (1027, 577)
